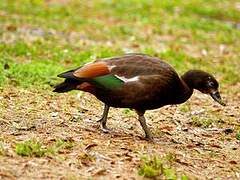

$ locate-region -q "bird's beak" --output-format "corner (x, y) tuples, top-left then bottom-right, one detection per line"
(210, 91), (226, 106)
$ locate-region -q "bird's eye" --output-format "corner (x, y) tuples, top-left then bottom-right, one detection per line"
(208, 81), (214, 87)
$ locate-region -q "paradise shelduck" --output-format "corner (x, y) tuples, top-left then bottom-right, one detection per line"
(53, 53), (226, 140)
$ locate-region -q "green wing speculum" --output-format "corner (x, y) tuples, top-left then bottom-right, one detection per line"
(90, 74), (124, 89)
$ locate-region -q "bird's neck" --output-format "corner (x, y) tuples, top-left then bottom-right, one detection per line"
(176, 78), (193, 104)
(181, 70), (201, 90)
(174, 71), (197, 104)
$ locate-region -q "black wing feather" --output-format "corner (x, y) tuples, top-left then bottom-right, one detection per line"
(57, 67), (81, 79)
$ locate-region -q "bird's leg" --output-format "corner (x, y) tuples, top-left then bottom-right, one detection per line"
(97, 104), (110, 132)
(136, 111), (153, 141)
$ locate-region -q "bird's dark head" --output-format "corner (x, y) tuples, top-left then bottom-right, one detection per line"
(182, 70), (226, 106)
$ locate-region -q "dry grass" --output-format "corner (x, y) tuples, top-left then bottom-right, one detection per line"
(1, 0), (240, 179)
(0, 84), (240, 179)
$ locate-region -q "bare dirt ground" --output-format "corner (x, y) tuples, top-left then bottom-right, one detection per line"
(0, 83), (239, 179)
(1, 0), (240, 179)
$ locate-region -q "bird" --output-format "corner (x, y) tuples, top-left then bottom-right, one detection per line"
(53, 53), (226, 141)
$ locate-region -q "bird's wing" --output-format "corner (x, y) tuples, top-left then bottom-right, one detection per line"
(57, 54), (177, 90)
(104, 53), (177, 79)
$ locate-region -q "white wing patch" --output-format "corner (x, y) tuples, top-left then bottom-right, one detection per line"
(116, 75), (139, 83)
(108, 65), (116, 70)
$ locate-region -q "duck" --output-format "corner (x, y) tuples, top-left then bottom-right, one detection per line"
(53, 53), (226, 141)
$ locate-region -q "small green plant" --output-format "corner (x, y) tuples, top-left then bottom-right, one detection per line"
(56, 139), (74, 149)
(15, 139), (75, 157)
(138, 154), (188, 179)
(181, 175), (189, 180)
(15, 140), (46, 157)
(190, 116), (213, 128)
(78, 152), (96, 166)
(163, 168), (177, 180)
(47, 139), (74, 154)
(165, 152), (176, 165)
(236, 131), (240, 141)
(138, 155), (163, 178)
(122, 108), (134, 117)
(179, 103), (191, 112)
(0, 143), (6, 156)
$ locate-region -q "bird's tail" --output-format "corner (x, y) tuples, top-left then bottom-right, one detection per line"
(53, 79), (81, 93)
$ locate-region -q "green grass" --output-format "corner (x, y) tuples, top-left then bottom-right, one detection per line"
(0, 1), (239, 178)
(190, 116), (214, 128)
(138, 155), (164, 178)
(179, 103), (191, 113)
(0, 0), (239, 89)
(15, 139), (75, 157)
(15, 140), (46, 157)
(138, 153), (188, 179)
(122, 108), (135, 117)
(0, 142), (6, 156)
(47, 139), (74, 154)
(236, 131), (240, 141)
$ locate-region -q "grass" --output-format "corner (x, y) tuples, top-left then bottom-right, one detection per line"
(0, 0), (240, 88)
(138, 155), (163, 177)
(179, 103), (191, 113)
(15, 140), (46, 157)
(15, 139), (75, 157)
(122, 108), (135, 117)
(190, 116), (214, 128)
(236, 131), (240, 141)
(0, 0), (240, 179)
(48, 139), (75, 154)
(138, 153), (188, 179)
(0, 142), (6, 156)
